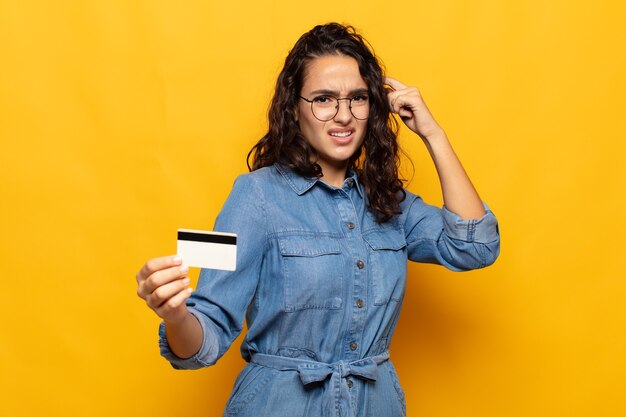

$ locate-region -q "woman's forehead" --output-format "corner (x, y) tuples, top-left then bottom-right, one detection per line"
(302, 55), (367, 93)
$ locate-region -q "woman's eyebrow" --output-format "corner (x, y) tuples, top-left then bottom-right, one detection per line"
(309, 88), (369, 96)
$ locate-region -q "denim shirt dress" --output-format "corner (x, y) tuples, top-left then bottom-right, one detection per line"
(159, 164), (500, 417)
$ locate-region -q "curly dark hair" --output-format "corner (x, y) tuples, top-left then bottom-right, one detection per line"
(247, 23), (406, 223)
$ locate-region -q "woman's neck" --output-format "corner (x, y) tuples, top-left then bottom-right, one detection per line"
(317, 160), (348, 187)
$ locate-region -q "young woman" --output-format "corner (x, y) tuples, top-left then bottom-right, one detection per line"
(136, 23), (500, 416)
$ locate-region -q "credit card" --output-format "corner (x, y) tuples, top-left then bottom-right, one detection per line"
(177, 229), (237, 271)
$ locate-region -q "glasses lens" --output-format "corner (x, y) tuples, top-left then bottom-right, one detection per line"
(349, 96), (369, 120)
(311, 96), (338, 121)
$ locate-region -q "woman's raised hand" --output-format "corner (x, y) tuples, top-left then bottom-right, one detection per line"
(136, 255), (193, 324)
(385, 77), (444, 141)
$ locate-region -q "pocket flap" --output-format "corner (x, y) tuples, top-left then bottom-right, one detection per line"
(278, 235), (341, 257)
(363, 229), (407, 251)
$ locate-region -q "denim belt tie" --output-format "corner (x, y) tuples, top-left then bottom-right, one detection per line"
(250, 351), (390, 416)
(251, 350), (390, 383)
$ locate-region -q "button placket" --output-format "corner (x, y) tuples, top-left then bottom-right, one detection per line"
(337, 181), (366, 366)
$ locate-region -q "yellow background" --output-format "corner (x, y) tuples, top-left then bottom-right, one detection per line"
(1, 0), (625, 416)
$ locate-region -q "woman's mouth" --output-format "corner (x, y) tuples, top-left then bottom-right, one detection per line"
(328, 129), (354, 143)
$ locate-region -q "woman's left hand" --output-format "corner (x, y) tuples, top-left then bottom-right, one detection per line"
(385, 77), (444, 141)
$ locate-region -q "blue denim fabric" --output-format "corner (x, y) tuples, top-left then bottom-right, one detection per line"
(159, 164), (500, 416)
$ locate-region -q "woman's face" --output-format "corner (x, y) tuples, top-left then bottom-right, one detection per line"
(296, 54), (368, 176)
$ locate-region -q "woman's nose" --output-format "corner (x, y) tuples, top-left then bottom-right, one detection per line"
(333, 99), (353, 123)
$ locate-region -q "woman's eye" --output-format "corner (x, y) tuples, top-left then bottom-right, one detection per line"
(352, 95), (369, 102)
(313, 96), (333, 104)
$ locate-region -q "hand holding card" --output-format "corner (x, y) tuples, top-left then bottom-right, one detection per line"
(177, 229), (237, 271)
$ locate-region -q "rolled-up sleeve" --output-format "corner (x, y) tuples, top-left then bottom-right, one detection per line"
(403, 193), (500, 271)
(158, 173), (268, 369)
(158, 309), (219, 369)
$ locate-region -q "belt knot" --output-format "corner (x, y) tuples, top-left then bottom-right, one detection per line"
(251, 351), (389, 386)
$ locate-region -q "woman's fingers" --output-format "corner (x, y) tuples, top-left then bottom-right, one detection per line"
(146, 277), (192, 309)
(136, 255), (186, 300)
(138, 264), (189, 297)
(136, 254), (193, 322)
(384, 78), (420, 115)
(384, 76), (443, 138)
(384, 76), (406, 90)
(154, 286), (193, 318)
(388, 89), (419, 120)
(137, 255), (182, 283)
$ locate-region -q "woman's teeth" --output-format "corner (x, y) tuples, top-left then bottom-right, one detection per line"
(330, 131), (352, 137)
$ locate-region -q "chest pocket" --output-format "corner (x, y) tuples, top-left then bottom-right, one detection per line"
(278, 235), (343, 312)
(363, 228), (408, 305)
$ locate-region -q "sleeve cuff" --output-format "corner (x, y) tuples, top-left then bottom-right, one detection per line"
(442, 203), (499, 244)
(158, 308), (219, 370)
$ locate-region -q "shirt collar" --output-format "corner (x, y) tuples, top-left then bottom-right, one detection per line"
(345, 169), (364, 198)
(275, 164), (364, 198)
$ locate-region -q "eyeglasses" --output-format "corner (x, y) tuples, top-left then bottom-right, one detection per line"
(299, 94), (370, 121)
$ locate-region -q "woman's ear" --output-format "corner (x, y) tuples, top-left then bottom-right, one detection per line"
(294, 106), (299, 122)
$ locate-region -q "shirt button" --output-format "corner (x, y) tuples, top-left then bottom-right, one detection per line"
(346, 179), (354, 187)
(356, 299), (364, 308)
(347, 222), (355, 230)
(349, 341), (358, 351)
(357, 260), (364, 269)
(347, 379), (353, 388)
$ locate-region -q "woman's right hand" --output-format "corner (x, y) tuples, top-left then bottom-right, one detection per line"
(136, 255), (193, 324)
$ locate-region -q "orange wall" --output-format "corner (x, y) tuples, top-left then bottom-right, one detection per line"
(1, 1), (625, 416)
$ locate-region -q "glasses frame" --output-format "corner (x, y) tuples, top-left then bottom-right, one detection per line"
(299, 95), (369, 122)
